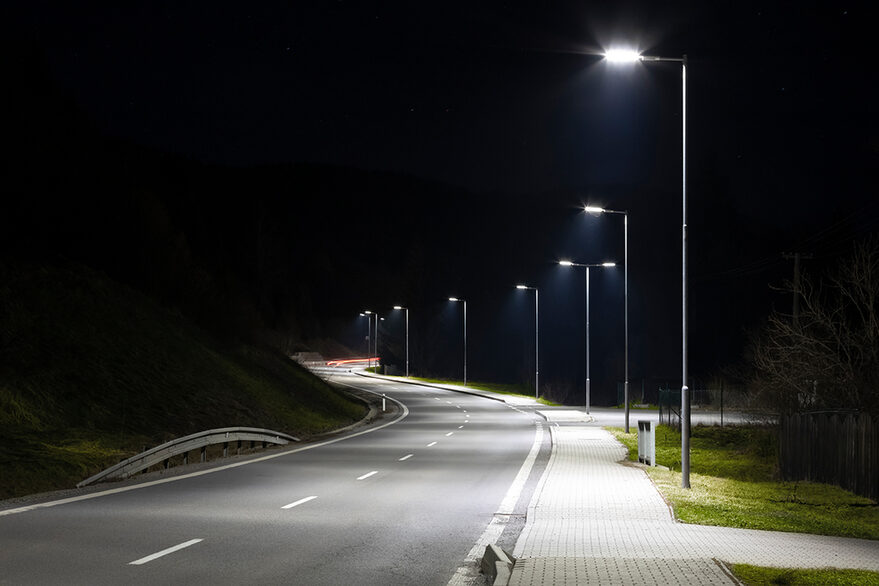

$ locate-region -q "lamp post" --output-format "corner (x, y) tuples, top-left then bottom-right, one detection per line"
(604, 48), (690, 488)
(559, 261), (617, 413)
(516, 285), (539, 399)
(363, 310), (374, 370)
(393, 306), (409, 377)
(449, 297), (467, 386)
(585, 205), (630, 432)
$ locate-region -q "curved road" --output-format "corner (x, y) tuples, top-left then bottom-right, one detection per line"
(0, 372), (543, 585)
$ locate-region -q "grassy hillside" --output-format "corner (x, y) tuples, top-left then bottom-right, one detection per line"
(0, 262), (366, 499)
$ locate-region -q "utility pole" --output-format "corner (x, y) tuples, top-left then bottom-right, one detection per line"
(782, 252), (813, 325)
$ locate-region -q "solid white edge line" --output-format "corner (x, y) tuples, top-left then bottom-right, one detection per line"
(357, 471), (378, 481)
(447, 421), (544, 585)
(445, 432), (454, 436)
(0, 380), (409, 518)
(281, 495), (318, 510)
(458, 426), (464, 429)
(399, 454), (413, 461)
(129, 538), (203, 566)
(426, 441), (437, 447)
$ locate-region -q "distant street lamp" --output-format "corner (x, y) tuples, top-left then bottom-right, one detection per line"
(516, 285), (539, 399)
(363, 310), (375, 369)
(449, 297), (467, 386)
(393, 305), (409, 377)
(585, 205), (630, 432)
(559, 260), (617, 413)
(604, 48), (691, 488)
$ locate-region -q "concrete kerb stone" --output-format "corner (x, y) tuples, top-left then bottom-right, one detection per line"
(481, 544), (515, 585)
(354, 371), (511, 403)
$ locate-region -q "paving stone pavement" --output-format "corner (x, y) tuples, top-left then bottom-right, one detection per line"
(508, 426), (879, 585)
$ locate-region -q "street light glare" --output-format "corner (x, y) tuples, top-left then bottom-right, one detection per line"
(393, 305), (403, 310)
(516, 285), (527, 289)
(559, 260), (573, 266)
(604, 49), (642, 63)
(364, 310), (373, 314)
(449, 297), (459, 302)
(602, 262), (617, 267)
(584, 206), (606, 214)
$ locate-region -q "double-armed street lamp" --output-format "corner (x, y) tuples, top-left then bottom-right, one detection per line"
(393, 305), (409, 377)
(515, 285), (539, 399)
(585, 205), (630, 432)
(448, 297), (467, 386)
(604, 47), (691, 488)
(559, 260), (616, 413)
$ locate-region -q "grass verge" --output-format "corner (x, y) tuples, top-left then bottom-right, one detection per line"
(405, 376), (562, 406)
(607, 425), (879, 540)
(731, 564), (879, 585)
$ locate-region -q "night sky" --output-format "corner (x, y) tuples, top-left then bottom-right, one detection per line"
(5, 1), (878, 405)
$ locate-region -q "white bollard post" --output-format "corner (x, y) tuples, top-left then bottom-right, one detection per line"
(382, 394), (386, 412)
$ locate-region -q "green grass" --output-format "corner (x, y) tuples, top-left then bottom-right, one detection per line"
(731, 564), (879, 585)
(405, 376), (562, 406)
(0, 262), (367, 499)
(607, 425), (879, 540)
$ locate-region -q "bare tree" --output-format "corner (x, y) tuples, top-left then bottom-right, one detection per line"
(751, 239), (879, 415)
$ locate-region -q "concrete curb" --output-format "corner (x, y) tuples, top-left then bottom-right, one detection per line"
(481, 544), (515, 585)
(354, 371), (511, 403)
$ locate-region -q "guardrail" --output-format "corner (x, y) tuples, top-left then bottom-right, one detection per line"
(77, 427), (300, 488)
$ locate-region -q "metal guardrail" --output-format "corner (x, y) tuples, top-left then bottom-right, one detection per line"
(77, 427), (299, 488)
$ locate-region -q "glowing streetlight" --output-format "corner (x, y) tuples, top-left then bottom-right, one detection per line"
(516, 285), (539, 399)
(449, 297), (467, 386)
(393, 305), (409, 377)
(559, 260), (617, 413)
(604, 47), (691, 488)
(585, 205), (631, 432)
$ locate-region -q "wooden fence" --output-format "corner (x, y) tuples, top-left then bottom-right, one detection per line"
(778, 412), (878, 501)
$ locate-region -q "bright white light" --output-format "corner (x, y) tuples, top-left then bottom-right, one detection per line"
(604, 49), (642, 63)
(602, 262), (617, 267)
(516, 285), (527, 289)
(449, 297), (459, 302)
(584, 206), (606, 214)
(359, 313), (365, 316)
(364, 310), (373, 314)
(559, 260), (573, 266)
(393, 305), (403, 310)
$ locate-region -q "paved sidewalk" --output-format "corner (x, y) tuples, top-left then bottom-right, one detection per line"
(508, 425), (879, 585)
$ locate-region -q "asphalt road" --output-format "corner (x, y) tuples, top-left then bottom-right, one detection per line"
(0, 373), (542, 585)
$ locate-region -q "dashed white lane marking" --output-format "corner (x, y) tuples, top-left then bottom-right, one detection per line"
(427, 441), (437, 447)
(357, 471), (378, 481)
(129, 539), (203, 566)
(458, 425), (464, 429)
(446, 432), (454, 437)
(446, 401), (453, 404)
(435, 397), (441, 401)
(281, 496), (318, 510)
(399, 454), (413, 461)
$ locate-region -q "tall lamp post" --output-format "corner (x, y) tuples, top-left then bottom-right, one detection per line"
(363, 310), (375, 370)
(393, 305), (409, 377)
(585, 205), (630, 432)
(604, 48), (690, 488)
(449, 297), (467, 386)
(559, 260), (617, 413)
(515, 285), (539, 399)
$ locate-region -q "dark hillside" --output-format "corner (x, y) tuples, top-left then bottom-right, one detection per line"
(0, 262), (366, 499)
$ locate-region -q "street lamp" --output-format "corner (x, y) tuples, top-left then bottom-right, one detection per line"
(516, 285), (539, 399)
(393, 306), (409, 377)
(559, 260), (616, 413)
(604, 47), (690, 488)
(449, 297), (467, 386)
(363, 310), (375, 370)
(585, 205), (630, 432)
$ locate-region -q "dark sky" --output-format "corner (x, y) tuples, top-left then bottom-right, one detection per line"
(6, 1), (879, 403)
